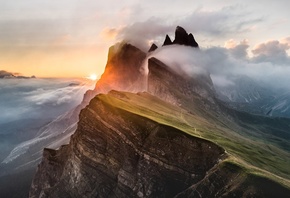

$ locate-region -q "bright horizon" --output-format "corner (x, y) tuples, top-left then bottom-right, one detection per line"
(1, 0), (290, 78)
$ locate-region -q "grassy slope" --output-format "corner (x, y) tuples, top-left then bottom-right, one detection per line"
(95, 91), (290, 189)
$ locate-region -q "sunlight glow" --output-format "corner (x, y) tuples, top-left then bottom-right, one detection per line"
(87, 74), (98, 81)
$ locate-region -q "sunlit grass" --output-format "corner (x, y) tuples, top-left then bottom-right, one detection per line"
(94, 91), (290, 188)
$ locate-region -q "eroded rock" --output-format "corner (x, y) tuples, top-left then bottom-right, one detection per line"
(30, 93), (225, 198)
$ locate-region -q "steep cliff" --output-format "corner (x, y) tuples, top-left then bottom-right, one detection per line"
(0, 42), (147, 176)
(173, 26), (199, 48)
(30, 90), (290, 197)
(147, 57), (215, 106)
(30, 92), (225, 197)
(30, 27), (290, 197)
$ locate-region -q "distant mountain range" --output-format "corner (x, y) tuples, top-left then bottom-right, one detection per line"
(215, 75), (290, 118)
(0, 70), (36, 79)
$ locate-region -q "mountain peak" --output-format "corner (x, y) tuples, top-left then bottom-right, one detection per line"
(162, 34), (173, 46)
(94, 42), (146, 93)
(188, 33), (199, 48)
(150, 26), (199, 51)
(148, 43), (158, 52)
(173, 26), (199, 47)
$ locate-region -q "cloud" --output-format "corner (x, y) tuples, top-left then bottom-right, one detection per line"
(101, 28), (120, 41)
(26, 87), (75, 106)
(281, 36), (290, 46)
(225, 39), (250, 59)
(108, 5), (263, 51)
(111, 18), (173, 50)
(178, 6), (262, 36)
(0, 78), (94, 124)
(145, 42), (290, 91)
(252, 40), (290, 65)
(211, 75), (235, 87)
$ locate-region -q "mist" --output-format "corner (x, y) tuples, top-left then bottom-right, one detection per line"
(0, 78), (95, 125)
(145, 44), (290, 90)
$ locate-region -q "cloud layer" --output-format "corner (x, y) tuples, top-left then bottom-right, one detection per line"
(146, 41), (290, 90)
(0, 78), (95, 124)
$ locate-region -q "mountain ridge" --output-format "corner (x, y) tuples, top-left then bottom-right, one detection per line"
(11, 26), (290, 197)
(30, 89), (290, 197)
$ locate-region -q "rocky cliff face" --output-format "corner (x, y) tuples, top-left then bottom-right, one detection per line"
(162, 35), (173, 46)
(155, 26), (199, 50)
(29, 26), (290, 198)
(147, 57), (215, 106)
(83, 42), (147, 103)
(0, 42), (147, 176)
(173, 26), (199, 48)
(94, 42), (147, 94)
(30, 92), (225, 198)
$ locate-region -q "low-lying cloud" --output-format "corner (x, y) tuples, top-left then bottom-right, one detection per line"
(0, 78), (95, 124)
(146, 43), (290, 90)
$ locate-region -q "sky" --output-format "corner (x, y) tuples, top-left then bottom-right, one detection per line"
(1, 0), (290, 78)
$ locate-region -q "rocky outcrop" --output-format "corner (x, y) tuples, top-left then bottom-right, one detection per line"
(187, 33), (199, 48)
(173, 26), (199, 48)
(161, 27), (199, 48)
(90, 42), (147, 96)
(162, 35), (173, 46)
(30, 92), (225, 198)
(0, 42), (147, 185)
(28, 27), (290, 198)
(147, 57), (215, 106)
(148, 43), (158, 52)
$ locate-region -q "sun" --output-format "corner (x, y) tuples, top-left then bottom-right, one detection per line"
(87, 73), (98, 81)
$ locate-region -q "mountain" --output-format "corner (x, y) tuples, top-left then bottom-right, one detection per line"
(173, 26), (199, 47)
(215, 75), (290, 118)
(0, 43), (146, 198)
(30, 91), (226, 197)
(148, 43), (158, 52)
(30, 88), (290, 197)
(0, 70), (35, 79)
(148, 57), (215, 106)
(162, 35), (173, 46)
(0, 42), (146, 173)
(30, 27), (290, 197)
(262, 91), (290, 117)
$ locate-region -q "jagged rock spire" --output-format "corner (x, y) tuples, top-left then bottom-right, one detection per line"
(160, 26), (199, 48)
(148, 43), (158, 52)
(173, 26), (199, 47)
(187, 33), (199, 48)
(163, 35), (173, 46)
(148, 26), (199, 52)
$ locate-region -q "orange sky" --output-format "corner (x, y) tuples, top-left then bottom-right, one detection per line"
(0, 45), (108, 78)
